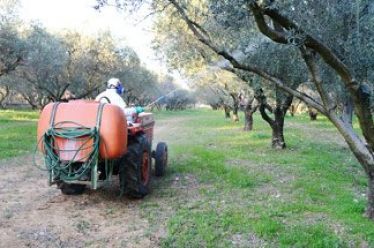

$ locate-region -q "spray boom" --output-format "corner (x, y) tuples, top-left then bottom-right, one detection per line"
(145, 89), (179, 108)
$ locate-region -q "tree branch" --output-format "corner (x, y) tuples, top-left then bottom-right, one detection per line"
(134, 2), (172, 25)
(299, 46), (335, 113)
(255, 88), (275, 127)
(248, 3), (288, 44)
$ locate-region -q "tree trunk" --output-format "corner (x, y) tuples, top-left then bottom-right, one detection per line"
(343, 97), (354, 127)
(308, 107), (318, 121)
(272, 106), (286, 149)
(232, 109), (239, 122)
(0, 86), (10, 109)
(211, 104), (218, 110)
(224, 105), (231, 118)
(244, 112), (253, 131)
(232, 98), (239, 121)
(256, 88), (292, 149)
(367, 173), (374, 219)
(0, 97), (6, 109)
(290, 104), (295, 117)
(230, 93), (240, 122)
(244, 102), (257, 131)
(309, 112), (318, 121)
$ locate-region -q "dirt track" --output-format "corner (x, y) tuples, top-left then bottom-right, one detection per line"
(0, 117), (189, 248)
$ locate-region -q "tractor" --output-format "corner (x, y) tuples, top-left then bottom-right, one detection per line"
(37, 100), (168, 198)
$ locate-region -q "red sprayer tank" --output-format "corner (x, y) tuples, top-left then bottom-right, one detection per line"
(37, 101), (127, 160)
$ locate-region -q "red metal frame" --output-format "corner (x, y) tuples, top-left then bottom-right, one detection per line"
(127, 114), (155, 146)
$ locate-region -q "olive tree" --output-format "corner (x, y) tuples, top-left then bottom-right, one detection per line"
(0, 0), (25, 107)
(61, 31), (123, 100)
(14, 25), (70, 107)
(62, 31), (163, 104)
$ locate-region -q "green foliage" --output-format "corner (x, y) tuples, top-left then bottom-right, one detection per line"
(0, 18), (25, 76)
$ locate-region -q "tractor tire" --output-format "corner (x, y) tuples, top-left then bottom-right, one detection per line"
(58, 182), (86, 195)
(119, 134), (151, 198)
(155, 142), (168, 177)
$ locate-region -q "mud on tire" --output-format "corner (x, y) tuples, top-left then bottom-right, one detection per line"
(119, 134), (151, 198)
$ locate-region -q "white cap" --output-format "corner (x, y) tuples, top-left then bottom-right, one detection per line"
(107, 78), (121, 88)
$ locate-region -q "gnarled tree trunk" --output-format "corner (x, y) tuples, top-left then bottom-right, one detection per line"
(224, 105), (231, 118)
(0, 86), (10, 109)
(272, 106), (287, 149)
(210, 104), (219, 110)
(289, 104), (295, 117)
(308, 106), (318, 121)
(256, 88), (293, 149)
(289, 100), (301, 117)
(367, 173), (374, 218)
(232, 106), (239, 122)
(230, 92), (240, 122)
(342, 97), (354, 127)
(244, 99), (257, 131)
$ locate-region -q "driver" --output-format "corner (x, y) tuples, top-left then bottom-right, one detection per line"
(95, 78), (127, 109)
(96, 78), (144, 123)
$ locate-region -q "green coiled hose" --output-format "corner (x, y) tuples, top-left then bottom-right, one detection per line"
(42, 123), (100, 181)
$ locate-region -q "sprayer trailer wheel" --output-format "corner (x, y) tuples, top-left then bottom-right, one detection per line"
(58, 182), (86, 195)
(155, 142), (168, 177)
(119, 134), (151, 198)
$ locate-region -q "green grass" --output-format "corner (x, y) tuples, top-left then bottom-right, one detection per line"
(0, 110), (38, 159)
(2, 108), (374, 247)
(147, 109), (374, 247)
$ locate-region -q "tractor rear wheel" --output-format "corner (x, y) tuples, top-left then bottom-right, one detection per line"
(155, 142), (168, 177)
(58, 182), (86, 195)
(119, 134), (151, 198)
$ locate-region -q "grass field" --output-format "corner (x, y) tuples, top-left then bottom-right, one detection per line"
(0, 110), (38, 159)
(146, 109), (374, 247)
(1, 108), (373, 247)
